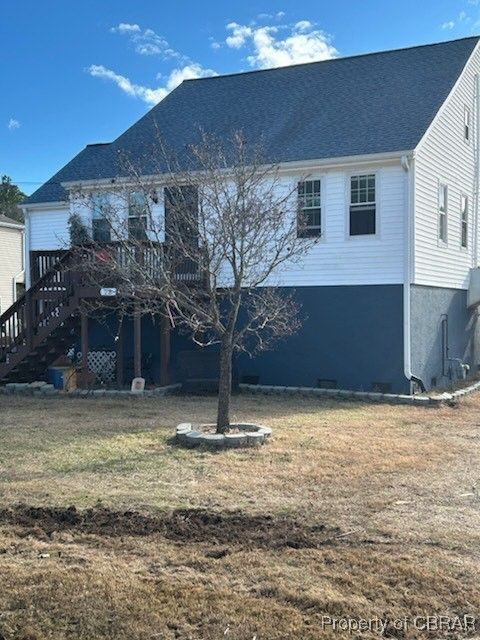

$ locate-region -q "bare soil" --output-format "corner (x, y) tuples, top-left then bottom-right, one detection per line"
(0, 504), (333, 549)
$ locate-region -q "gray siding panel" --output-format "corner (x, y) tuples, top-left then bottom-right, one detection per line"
(410, 284), (476, 389)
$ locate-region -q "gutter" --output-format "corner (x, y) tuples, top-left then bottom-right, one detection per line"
(401, 154), (426, 393)
(21, 200), (68, 212)
(60, 150), (414, 192)
(0, 220), (24, 231)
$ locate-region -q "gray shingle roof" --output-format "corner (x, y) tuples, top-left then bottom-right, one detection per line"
(26, 36), (480, 205)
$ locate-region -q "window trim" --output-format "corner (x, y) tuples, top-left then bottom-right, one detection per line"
(460, 193), (468, 250)
(346, 171), (380, 240)
(438, 181), (448, 246)
(296, 177), (323, 239)
(464, 105), (471, 144)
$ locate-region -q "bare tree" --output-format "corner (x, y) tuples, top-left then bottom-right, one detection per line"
(71, 130), (319, 432)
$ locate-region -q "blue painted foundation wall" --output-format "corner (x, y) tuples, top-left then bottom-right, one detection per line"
(410, 284), (476, 391)
(85, 285), (407, 392)
(235, 285), (407, 393)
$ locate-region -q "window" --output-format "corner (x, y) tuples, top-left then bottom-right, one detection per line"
(91, 192), (111, 243)
(349, 174), (376, 236)
(297, 180), (321, 237)
(128, 191), (149, 241)
(438, 184), (447, 243)
(461, 194), (468, 248)
(164, 185), (199, 245)
(464, 106), (471, 142)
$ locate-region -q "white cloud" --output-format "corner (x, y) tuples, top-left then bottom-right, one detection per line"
(440, 10), (471, 30)
(256, 11), (286, 20)
(111, 23), (141, 34)
(225, 22), (253, 49)
(110, 22), (186, 60)
(226, 20), (337, 69)
(159, 63), (217, 88)
(7, 118), (20, 130)
(88, 63), (216, 106)
(295, 20), (312, 32)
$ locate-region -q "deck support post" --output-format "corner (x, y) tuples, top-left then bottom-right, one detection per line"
(116, 315), (124, 387)
(159, 309), (171, 386)
(80, 310), (88, 373)
(133, 306), (142, 379)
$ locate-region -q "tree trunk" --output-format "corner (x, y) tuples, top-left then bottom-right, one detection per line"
(216, 338), (233, 434)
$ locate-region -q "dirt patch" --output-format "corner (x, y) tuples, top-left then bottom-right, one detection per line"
(0, 504), (337, 550)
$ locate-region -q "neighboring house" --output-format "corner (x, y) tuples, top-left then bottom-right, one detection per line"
(5, 36), (480, 392)
(0, 214), (24, 315)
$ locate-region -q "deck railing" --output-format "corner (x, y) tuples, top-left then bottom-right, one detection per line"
(30, 241), (202, 288)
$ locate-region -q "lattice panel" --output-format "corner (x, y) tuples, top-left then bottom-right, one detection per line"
(71, 350), (117, 384)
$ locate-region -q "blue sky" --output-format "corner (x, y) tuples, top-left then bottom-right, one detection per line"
(2, 0), (479, 195)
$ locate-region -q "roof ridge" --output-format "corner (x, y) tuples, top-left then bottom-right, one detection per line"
(182, 35), (480, 82)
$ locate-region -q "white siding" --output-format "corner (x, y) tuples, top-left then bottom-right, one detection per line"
(414, 43), (480, 289)
(273, 163), (405, 286)
(28, 208), (70, 250)
(0, 226), (23, 313)
(26, 163), (406, 287)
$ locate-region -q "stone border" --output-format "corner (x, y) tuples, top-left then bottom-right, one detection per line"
(175, 422), (272, 449)
(239, 381), (480, 406)
(3, 379), (480, 405)
(0, 382), (182, 398)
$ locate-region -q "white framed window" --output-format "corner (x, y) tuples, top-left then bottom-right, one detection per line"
(128, 191), (149, 240)
(297, 179), (321, 237)
(464, 106), (471, 143)
(438, 183), (448, 243)
(91, 192), (111, 243)
(349, 174), (376, 236)
(461, 194), (468, 248)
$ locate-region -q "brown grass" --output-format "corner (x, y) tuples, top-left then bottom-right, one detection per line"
(0, 393), (479, 639)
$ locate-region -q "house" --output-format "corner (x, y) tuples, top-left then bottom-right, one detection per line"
(6, 35), (480, 393)
(0, 215), (24, 315)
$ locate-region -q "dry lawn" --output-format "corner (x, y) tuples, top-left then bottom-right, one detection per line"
(0, 393), (479, 639)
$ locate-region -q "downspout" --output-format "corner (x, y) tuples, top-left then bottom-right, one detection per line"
(471, 74), (480, 370)
(474, 74), (480, 269)
(401, 154), (426, 393)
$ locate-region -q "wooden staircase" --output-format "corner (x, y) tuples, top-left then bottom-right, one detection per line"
(0, 251), (81, 384)
(0, 240), (203, 385)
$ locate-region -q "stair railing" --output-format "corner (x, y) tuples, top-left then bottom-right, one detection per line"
(0, 250), (75, 363)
